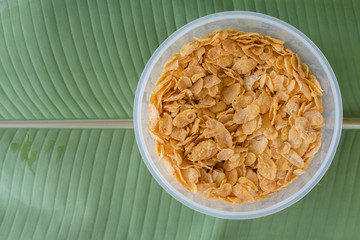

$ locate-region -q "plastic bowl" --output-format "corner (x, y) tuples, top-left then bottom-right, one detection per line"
(134, 11), (342, 219)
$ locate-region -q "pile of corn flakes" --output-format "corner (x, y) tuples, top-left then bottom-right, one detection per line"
(148, 29), (324, 204)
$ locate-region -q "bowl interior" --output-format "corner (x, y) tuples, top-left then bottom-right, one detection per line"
(134, 12), (342, 219)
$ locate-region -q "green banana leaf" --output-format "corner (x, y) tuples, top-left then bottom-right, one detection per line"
(0, 0), (360, 239)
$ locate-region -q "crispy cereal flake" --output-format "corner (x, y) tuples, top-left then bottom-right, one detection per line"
(148, 29), (324, 205)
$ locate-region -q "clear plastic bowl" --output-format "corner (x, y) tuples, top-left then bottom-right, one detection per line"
(134, 11), (343, 219)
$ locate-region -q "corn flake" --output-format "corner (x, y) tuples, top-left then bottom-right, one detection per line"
(203, 75), (221, 88)
(222, 83), (241, 105)
(188, 140), (217, 161)
(232, 57), (257, 75)
(233, 104), (260, 125)
(173, 109), (196, 128)
(158, 113), (173, 135)
(248, 137), (268, 155)
(148, 29), (324, 205)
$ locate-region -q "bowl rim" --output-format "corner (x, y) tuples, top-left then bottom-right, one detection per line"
(134, 11), (343, 219)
